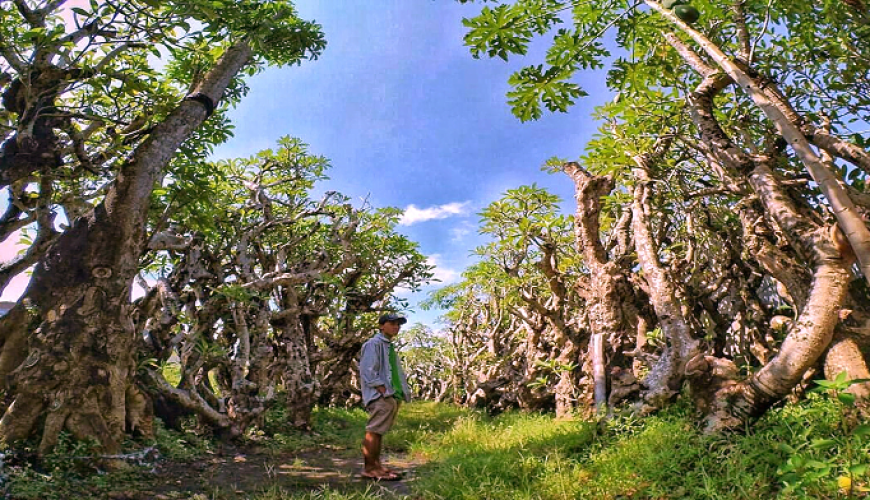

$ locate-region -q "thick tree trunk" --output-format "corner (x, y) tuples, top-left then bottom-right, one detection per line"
(632, 162), (700, 408)
(553, 319), (582, 417)
(0, 42), (253, 453)
(316, 342), (363, 406)
(667, 32), (858, 425)
(563, 162), (636, 412)
(705, 162), (852, 430)
(708, 258), (850, 430)
(277, 321), (319, 430)
(224, 303), (273, 433)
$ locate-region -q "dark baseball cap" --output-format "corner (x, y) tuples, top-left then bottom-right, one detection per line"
(378, 313), (407, 325)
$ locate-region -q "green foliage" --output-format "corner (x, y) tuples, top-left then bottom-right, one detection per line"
(3, 466), (143, 500)
(3, 433), (144, 499)
(474, 183), (578, 291)
(461, 0), (624, 121)
(153, 417), (215, 461)
(778, 373), (870, 497)
(661, 0), (687, 8)
(176, 0), (326, 65)
(507, 64), (586, 121)
(41, 432), (102, 477)
(162, 362), (183, 386)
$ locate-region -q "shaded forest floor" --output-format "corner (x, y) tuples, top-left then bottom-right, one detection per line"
(1, 403), (460, 500)
(4, 397), (870, 499)
(137, 445), (419, 499)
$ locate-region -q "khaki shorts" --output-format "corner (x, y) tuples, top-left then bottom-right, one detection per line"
(365, 395), (400, 435)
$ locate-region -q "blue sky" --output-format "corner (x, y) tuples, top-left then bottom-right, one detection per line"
(210, 1), (613, 327)
(0, 1), (614, 329)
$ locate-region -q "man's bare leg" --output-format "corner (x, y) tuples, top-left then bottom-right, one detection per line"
(362, 431), (383, 474)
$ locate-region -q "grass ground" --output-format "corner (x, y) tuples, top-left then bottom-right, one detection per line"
(3, 394), (869, 499)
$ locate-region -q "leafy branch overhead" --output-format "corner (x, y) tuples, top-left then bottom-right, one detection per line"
(462, 0), (625, 121)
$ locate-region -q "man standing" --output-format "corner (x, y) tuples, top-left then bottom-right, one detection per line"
(359, 313), (412, 481)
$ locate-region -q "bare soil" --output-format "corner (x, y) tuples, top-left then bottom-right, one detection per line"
(99, 444), (421, 500)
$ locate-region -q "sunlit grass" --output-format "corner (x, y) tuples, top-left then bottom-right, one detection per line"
(247, 484), (386, 500)
(408, 397), (866, 500)
(410, 411), (597, 500)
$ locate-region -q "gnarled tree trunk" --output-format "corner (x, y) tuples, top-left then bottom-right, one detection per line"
(706, 163), (851, 430)
(631, 154), (701, 409)
(276, 318), (319, 430)
(563, 162), (638, 412)
(0, 42), (253, 454)
(664, 30), (855, 428)
(649, 0), (870, 284)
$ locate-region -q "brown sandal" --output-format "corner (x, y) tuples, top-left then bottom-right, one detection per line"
(361, 470), (401, 481)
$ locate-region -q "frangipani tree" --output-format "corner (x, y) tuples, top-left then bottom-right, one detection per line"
(459, 0), (870, 426)
(135, 138), (432, 434)
(0, 0), (325, 454)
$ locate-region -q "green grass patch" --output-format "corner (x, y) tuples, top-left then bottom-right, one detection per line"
(410, 411), (597, 500)
(248, 484), (389, 500)
(252, 404), (370, 455)
(409, 397), (870, 500)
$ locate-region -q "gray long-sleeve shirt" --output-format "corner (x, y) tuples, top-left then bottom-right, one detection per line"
(359, 332), (412, 407)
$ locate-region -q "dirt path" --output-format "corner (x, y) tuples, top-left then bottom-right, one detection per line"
(128, 446), (421, 499)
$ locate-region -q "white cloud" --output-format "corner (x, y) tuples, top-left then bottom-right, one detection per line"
(399, 201), (471, 226)
(426, 255), (460, 284)
(450, 221), (476, 242)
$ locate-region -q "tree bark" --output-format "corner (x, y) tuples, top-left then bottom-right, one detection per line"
(563, 162), (636, 412)
(0, 41), (253, 453)
(632, 157), (700, 408)
(824, 331), (870, 399)
(650, 0), (870, 285)
(706, 163), (851, 430)
(669, 31), (858, 426)
(276, 319), (319, 430)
